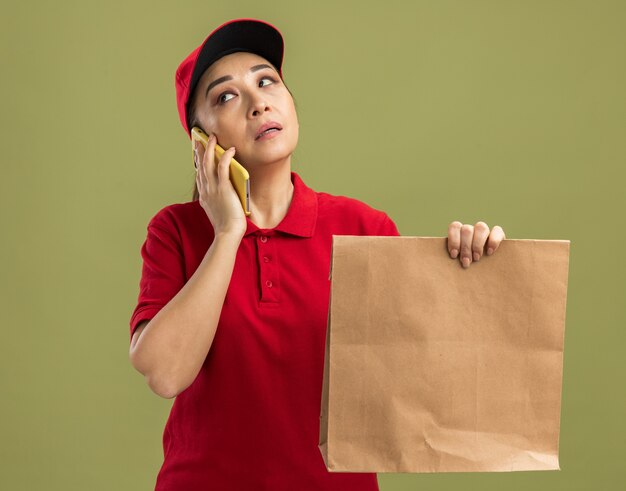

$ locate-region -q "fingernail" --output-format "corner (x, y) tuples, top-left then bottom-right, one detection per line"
(462, 257), (470, 268)
(450, 249), (458, 258)
(487, 248), (494, 255)
(473, 252), (480, 262)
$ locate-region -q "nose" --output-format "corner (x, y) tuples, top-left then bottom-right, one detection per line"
(248, 94), (271, 119)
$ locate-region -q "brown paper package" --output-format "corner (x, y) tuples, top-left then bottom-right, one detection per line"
(319, 236), (570, 473)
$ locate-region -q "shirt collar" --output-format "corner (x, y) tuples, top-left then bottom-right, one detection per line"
(244, 171), (318, 238)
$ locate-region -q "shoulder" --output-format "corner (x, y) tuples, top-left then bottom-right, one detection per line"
(316, 190), (385, 216)
(145, 200), (207, 237)
(314, 189), (394, 235)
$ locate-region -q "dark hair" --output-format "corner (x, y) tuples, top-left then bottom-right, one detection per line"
(188, 75), (296, 202)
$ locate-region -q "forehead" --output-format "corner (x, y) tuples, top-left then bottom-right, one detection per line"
(198, 51), (273, 88)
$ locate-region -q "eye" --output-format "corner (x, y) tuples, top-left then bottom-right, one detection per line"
(216, 76), (276, 105)
(259, 76), (275, 87)
(217, 92), (235, 105)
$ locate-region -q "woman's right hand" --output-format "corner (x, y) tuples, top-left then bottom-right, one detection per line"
(194, 133), (247, 239)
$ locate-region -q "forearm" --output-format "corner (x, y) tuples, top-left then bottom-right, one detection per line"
(131, 231), (243, 398)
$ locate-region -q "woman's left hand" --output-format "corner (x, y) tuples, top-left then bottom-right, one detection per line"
(447, 221), (506, 268)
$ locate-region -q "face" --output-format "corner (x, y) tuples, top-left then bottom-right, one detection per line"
(190, 51), (299, 169)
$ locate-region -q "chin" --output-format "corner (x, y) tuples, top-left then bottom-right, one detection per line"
(242, 138), (296, 166)
(255, 149), (292, 166)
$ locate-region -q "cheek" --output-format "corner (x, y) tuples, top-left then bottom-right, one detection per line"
(204, 112), (218, 130)
(203, 114), (231, 139)
(285, 100), (298, 125)
(291, 110), (299, 135)
(194, 110), (213, 133)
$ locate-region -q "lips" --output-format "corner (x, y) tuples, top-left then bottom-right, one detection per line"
(255, 121), (283, 140)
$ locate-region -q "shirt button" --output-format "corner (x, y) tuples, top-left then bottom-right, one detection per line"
(263, 256), (270, 263)
(260, 236), (268, 243)
(265, 280), (273, 288)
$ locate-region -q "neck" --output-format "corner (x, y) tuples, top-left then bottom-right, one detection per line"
(247, 159), (294, 229)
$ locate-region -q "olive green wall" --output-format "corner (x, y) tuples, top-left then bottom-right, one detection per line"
(1, 1), (624, 489)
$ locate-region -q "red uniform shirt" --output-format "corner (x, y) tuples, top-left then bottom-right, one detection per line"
(130, 171), (400, 491)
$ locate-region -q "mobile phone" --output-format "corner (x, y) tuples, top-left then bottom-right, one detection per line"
(191, 126), (251, 216)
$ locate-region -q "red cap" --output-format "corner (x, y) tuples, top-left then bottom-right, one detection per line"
(175, 18), (285, 138)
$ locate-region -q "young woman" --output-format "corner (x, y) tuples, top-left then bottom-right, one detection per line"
(129, 18), (506, 491)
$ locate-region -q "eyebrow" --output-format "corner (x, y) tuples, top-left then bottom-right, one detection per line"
(204, 64), (275, 99)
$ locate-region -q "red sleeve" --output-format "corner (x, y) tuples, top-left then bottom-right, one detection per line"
(377, 213), (401, 237)
(129, 209), (186, 342)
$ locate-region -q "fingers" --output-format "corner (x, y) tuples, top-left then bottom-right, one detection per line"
(194, 135), (213, 204)
(447, 221), (462, 258)
(195, 146), (205, 201)
(448, 220), (506, 268)
(217, 146), (236, 186)
(195, 134), (220, 189)
(471, 221), (490, 262)
(447, 221), (477, 267)
(195, 139), (208, 185)
(194, 134), (237, 206)
(486, 225), (506, 255)
(459, 224), (474, 268)
(204, 134), (217, 191)
(199, 134), (236, 190)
